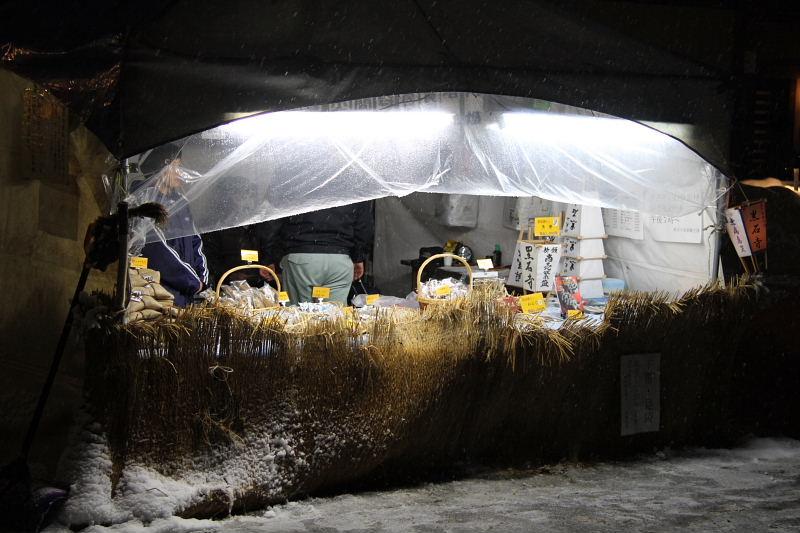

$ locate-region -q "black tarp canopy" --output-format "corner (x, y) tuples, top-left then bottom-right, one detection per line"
(1, 0), (732, 164)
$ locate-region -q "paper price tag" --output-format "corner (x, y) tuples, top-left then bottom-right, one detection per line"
(476, 258), (494, 270)
(130, 256), (148, 269)
(240, 249), (259, 262)
(534, 216), (561, 236)
(519, 293), (546, 313)
(312, 286), (331, 299)
(435, 286), (452, 297)
(567, 309), (584, 319)
(278, 291), (290, 303)
(366, 294), (380, 305)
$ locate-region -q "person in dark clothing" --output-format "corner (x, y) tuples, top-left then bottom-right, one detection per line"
(255, 202), (374, 305)
(135, 143), (209, 307)
(201, 225), (263, 287)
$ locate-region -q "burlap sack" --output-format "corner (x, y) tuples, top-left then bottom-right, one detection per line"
(130, 267), (161, 288)
(141, 295), (164, 312)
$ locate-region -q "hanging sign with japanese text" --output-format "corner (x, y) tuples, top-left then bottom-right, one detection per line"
(740, 200), (767, 253)
(724, 207), (752, 258)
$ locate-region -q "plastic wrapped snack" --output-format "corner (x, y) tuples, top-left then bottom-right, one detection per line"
(218, 280), (279, 311)
(298, 301), (344, 319)
(418, 277), (469, 301)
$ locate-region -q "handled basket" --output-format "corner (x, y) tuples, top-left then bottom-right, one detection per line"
(215, 264), (282, 312)
(416, 253), (473, 310)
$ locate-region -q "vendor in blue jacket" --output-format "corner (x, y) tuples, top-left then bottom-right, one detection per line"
(135, 142), (209, 307)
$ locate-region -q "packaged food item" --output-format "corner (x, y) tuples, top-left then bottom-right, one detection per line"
(418, 277), (469, 300)
(218, 280), (279, 311)
(125, 267), (176, 323)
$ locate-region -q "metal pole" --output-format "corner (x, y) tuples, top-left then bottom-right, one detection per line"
(112, 158), (131, 317)
(710, 173), (729, 283)
(113, 200), (130, 315)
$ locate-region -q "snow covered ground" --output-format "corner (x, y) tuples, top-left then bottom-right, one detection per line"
(44, 437), (800, 533)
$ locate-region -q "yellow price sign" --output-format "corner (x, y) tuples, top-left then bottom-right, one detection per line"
(534, 216), (561, 236)
(476, 258), (494, 270)
(366, 294), (380, 305)
(240, 249), (259, 262)
(435, 285), (452, 297)
(278, 291), (290, 303)
(567, 309), (584, 319)
(519, 293), (546, 313)
(312, 286), (331, 299)
(130, 256), (148, 269)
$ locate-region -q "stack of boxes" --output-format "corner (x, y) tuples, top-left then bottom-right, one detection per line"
(559, 204), (607, 299)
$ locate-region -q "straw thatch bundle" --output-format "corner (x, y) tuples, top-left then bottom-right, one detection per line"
(81, 277), (774, 519)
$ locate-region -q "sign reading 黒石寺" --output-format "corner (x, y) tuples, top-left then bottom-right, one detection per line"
(741, 200), (767, 253)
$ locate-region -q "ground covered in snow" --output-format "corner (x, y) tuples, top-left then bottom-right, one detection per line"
(45, 437), (800, 533)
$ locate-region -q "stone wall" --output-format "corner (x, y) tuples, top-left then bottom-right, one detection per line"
(0, 69), (116, 478)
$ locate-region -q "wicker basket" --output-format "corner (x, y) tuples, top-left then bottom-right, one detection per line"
(215, 264), (282, 312)
(416, 253), (473, 310)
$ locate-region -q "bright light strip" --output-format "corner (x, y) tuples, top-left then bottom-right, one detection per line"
(500, 111), (665, 147)
(220, 110), (454, 139)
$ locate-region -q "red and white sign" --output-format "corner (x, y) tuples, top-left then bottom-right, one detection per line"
(740, 200), (767, 253)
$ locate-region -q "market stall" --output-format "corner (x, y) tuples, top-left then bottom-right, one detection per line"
(58, 92), (788, 526)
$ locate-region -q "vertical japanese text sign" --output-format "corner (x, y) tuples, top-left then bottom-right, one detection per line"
(537, 245), (561, 292)
(510, 243), (536, 291)
(562, 205), (581, 236)
(724, 208), (752, 258)
(508, 243), (562, 292)
(741, 200), (767, 253)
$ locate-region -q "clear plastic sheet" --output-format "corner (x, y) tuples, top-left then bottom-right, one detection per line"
(124, 93), (724, 245)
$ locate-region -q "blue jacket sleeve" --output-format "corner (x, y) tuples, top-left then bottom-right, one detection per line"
(142, 239), (203, 298)
(192, 235), (210, 287)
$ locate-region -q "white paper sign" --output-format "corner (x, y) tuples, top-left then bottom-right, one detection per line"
(724, 208), (752, 258)
(476, 258), (494, 270)
(647, 212), (703, 243)
(620, 353), (661, 436)
(507, 242), (562, 292)
(602, 208), (644, 240)
(562, 204), (582, 237)
(561, 257), (579, 276)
